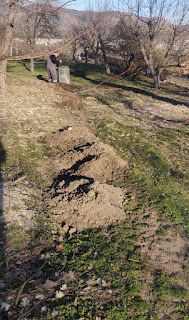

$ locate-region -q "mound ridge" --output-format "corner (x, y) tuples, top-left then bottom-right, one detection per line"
(43, 126), (127, 231)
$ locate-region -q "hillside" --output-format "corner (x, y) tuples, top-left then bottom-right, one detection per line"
(0, 61), (189, 319)
(10, 7), (119, 39)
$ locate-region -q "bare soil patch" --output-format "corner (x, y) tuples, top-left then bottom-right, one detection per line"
(42, 126), (127, 231)
(0, 179), (37, 230)
(55, 83), (86, 110)
(133, 209), (189, 290)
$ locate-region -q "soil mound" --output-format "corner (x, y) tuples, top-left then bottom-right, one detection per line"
(43, 126), (127, 231)
(55, 84), (85, 110)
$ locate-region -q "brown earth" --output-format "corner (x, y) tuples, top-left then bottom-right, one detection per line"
(55, 83), (86, 110)
(42, 126), (127, 231)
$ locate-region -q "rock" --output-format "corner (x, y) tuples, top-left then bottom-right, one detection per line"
(21, 297), (30, 307)
(35, 294), (45, 300)
(0, 302), (10, 311)
(41, 306), (47, 313)
(87, 190), (96, 199)
(0, 280), (5, 289)
(62, 224), (69, 234)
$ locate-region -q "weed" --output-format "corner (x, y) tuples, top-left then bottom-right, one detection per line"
(32, 213), (53, 242)
(7, 222), (24, 249)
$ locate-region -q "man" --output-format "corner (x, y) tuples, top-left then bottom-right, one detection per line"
(47, 52), (62, 84)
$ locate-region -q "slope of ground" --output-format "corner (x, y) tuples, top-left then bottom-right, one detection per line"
(0, 62), (189, 319)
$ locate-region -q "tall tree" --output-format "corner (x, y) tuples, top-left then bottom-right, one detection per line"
(0, 0), (17, 90)
(71, 0), (114, 73)
(112, 19), (145, 76)
(0, 0), (66, 89)
(86, 1), (113, 74)
(120, 0), (189, 88)
(23, 0), (60, 72)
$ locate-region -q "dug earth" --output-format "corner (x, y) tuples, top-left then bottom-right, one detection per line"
(42, 125), (127, 232)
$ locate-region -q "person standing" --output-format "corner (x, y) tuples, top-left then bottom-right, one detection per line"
(47, 52), (62, 84)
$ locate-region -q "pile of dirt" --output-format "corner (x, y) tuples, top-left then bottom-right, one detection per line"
(43, 126), (127, 231)
(55, 83), (86, 110)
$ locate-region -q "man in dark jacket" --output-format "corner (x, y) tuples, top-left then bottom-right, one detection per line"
(47, 52), (62, 84)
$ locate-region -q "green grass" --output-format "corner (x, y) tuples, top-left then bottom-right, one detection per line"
(97, 122), (189, 235)
(7, 59), (47, 78)
(7, 222), (24, 249)
(1, 129), (56, 185)
(47, 224), (154, 319)
(29, 220), (188, 319)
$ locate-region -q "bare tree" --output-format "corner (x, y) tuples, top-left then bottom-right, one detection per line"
(71, 19), (92, 65)
(23, 0), (60, 72)
(71, 0), (115, 74)
(0, 0), (17, 90)
(119, 0), (189, 88)
(0, 0), (66, 89)
(70, 12), (101, 67)
(86, 2), (113, 74)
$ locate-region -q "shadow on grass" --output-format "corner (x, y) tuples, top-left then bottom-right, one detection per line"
(85, 76), (189, 107)
(37, 74), (48, 82)
(19, 61), (30, 72)
(0, 141), (6, 315)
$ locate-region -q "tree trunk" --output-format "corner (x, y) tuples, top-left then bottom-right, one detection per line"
(0, 60), (8, 90)
(84, 48), (88, 65)
(153, 73), (160, 89)
(105, 61), (111, 75)
(95, 53), (98, 68)
(30, 58), (34, 72)
(99, 36), (110, 75)
(0, 1), (16, 90)
(72, 46), (77, 62)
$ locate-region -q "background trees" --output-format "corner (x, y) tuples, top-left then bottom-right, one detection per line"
(1, 0), (189, 90)
(112, 18), (144, 77)
(0, 0), (63, 89)
(71, 8), (113, 74)
(23, 0), (60, 72)
(119, 0), (189, 88)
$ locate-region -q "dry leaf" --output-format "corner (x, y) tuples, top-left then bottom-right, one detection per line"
(56, 244), (64, 251)
(42, 279), (59, 290)
(55, 290), (65, 299)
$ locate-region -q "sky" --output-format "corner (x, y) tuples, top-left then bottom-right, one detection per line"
(66, 0), (120, 12)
